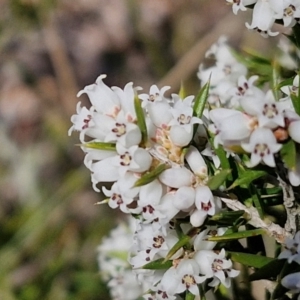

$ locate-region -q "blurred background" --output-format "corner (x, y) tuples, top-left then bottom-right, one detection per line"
(0, 0), (282, 299)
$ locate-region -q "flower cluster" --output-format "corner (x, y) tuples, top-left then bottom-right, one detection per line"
(199, 37), (300, 185)
(70, 36), (300, 300)
(279, 232), (300, 299)
(226, 0), (300, 37)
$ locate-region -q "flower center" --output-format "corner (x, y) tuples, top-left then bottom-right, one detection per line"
(82, 115), (92, 130)
(149, 93), (159, 102)
(178, 114), (191, 125)
(120, 152), (132, 166)
(212, 259), (224, 272)
(254, 144), (270, 157)
(262, 103), (278, 119)
(223, 65), (232, 75)
(201, 201), (212, 211)
(237, 82), (249, 96)
(157, 290), (169, 299)
(153, 235), (165, 248)
(111, 193), (123, 205)
(143, 205), (155, 214)
(182, 274), (196, 288)
(112, 123), (126, 137)
(284, 5), (295, 17)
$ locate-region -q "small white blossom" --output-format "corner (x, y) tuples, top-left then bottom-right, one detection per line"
(279, 231), (300, 264)
(241, 128), (282, 167)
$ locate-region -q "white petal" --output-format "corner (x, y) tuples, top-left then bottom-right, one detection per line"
(289, 121), (300, 143)
(169, 125), (193, 147)
(185, 146), (207, 176)
(159, 167), (193, 188)
(174, 186), (195, 210)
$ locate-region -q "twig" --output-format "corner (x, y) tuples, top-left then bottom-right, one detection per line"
(277, 176), (299, 235)
(220, 197), (292, 244)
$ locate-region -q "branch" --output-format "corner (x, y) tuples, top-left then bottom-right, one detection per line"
(220, 197), (292, 244)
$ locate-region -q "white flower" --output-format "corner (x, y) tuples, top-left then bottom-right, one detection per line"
(112, 82), (137, 121)
(77, 74), (120, 117)
(68, 102), (108, 142)
(103, 110), (142, 148)
(209, 108), (253, 147)
(139, 85), (173, 128)
(241, 92), (285, 129)
(245, 0), (279, 37)
(194, 227), (227, 251)
(202, 143), (221, 168)
(272, 0), (300, 27)
(161, 259), (206, 296)
(102, 173), (140, 213)
(281, 272), (300, 296)
(226, 0), (257, 14)
(278, 231), (300, 264)
(190, 187), (217, 227)
(137, 180), (164, 222)
(113, 143), (152, 176)
(194, 249), (239, 288)
(241, 128), (282, 167)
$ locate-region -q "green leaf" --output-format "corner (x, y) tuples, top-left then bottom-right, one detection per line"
(108, 251), (128, 262)
(227, 169), (267, 190)
(142, 258), (172, 270)
(249, 259), (286, 281)
(280, 139), (297, 170)
(133, 164), (170, 187)
(210, 141), (232, 179)
(291, 92), (300, 116)
(81, 141), (116, 151)
(164, 235), (191, 262)
(134, 93), (148, 145)
(276, 77), (294, 90)
(209, 210), (248, 225)
(185, 291), (195, 300)
(250, 185), (265, 219)
(271, 60), (281, 101)
(179, 81), (186, 99)
(207, 228), (265, 242)
(228, 251), (274, 268)
(207, 169), (231, 190)
(193, 78), (210, 118)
